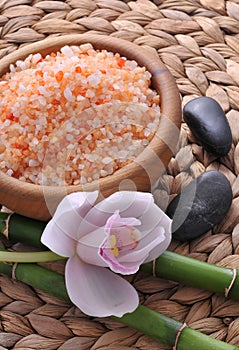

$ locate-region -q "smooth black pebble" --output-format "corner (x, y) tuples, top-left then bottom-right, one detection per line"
(183, 96), (232, 157)
(166, 170), (233, 242)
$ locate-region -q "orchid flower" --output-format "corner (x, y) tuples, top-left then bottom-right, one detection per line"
(41, 191), (172, 317)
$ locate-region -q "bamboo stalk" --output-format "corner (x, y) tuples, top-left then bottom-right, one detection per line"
(0, 260), (237, 350)
(0, 212), (8, 233)
(115, 306), (238, 350)
(0, 212), (46, 249)
(140, 251), (239, 300)
(0, 250), (64, 263)
(15, 262), (70, 302)
(1, 212), (239, 302)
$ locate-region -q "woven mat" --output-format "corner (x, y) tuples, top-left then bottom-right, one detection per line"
(1, 0), (239, 349)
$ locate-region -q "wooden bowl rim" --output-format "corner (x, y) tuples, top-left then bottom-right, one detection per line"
(0, 34), (181, 203)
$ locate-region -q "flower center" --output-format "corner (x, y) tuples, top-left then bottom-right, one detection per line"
(110, 235), (119, 257)
(109, 226), (141, 257)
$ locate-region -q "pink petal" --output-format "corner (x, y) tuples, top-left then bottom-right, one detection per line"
(99, 245), (139, 274)
(118, 226), (165, 264)
(65, 255), (139, 317)
(139, 203), (170, 235)
(105, 211), (141, 232)
(137, 213), (171, 250)
(76, 227), (107, 267)
(104, 211), (141, 250)
(96, 191), (153, 216)
(100, 227), (166, 273)
(79, 191), (153, 235)
(51, 191), (98, 241)
(41, 220), (75, 257)
(144, 226), (172, 263)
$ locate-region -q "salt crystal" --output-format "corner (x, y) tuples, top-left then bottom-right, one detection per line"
(37, 153), (44, 162)
(71, 46), (80, 54)
(71, 56), (80, 63)
(73, 179), (81, 185)
(19, 176), (26, 182)
(142, 139), (149, 146)
(125, 60), (137, 70)
(31, 137), (39, 145)
(39, 96), (46, 106)
(67, 144), (75, 150)
(148, 122), (155, 129)
(86, 154), (97, 162)
(66, 122), (73, 131)
(85, 89), (95, 98)
(102, 157), (113, 165)
(38, 86), (47, 95)
(29, 174), (37, 183)
(64, 87), (74, 102)
(0, 45), (159, 186)
(32, 53), (42, 64)
(2, 120), (10, 128)
(51, 136), (58, 143)
(145, 71), (151, 79)
(113, 83), (120, 90)
(92, 173), (100, 180)
(105, 163), (114, 174)
(29, 159), (39, 167)
(9, 64), (15, 73)
(107, 131), (113, 139)
(71, 171), (77, 178)
(64, 72), (71, 79)
(77, 95), (85, 101)
(118, 150), (128, 159)
(100, 170), (108, 177)
(80, 176), (87, 184)
(19, 83), (25, 93)
(42, 135), (49, 142)
(16, 60), (23, 68)
(79, 43), (93, 52)
(66, 134), (74, 141)
(6, 169), (13, 176)
(100, 128), (106, 135)
(144, 129), (151, 137)
(88, 72), (102, 87)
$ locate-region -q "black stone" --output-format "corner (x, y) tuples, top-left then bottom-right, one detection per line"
(166, 170), (233, 242)
(183, 96), (232, 157)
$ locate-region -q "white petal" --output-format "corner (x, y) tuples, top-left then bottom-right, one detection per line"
(41, 220), (74, 257)
(79, 191), (153, 235)
(76, 227), (107, 267)
(139, 203), (171, 236)
(144, 225), (172, 262)
(51, 191), (98, 241)
(96, 191), (153, 217)
(65, 255), (139, 317)
(118, 227), (165, 264)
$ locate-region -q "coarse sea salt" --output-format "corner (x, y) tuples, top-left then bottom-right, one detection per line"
(0, 44), (160, 186)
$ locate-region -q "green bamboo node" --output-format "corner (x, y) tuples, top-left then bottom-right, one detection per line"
(1, 212), (239, 302)
(0, 212), (46, 249)
(0, 260), (237, 350)
(0, 212), (239, 348)
(140, 251), (239, 300)
(0, 250), (65, 263)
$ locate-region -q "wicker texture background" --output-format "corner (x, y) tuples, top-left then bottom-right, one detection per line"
(1, 0), (239, 349)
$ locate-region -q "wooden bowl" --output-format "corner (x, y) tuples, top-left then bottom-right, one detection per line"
(0, 34), (181, 221)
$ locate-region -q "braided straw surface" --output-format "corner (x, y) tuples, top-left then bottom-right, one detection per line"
(0, 0), (239, 349)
